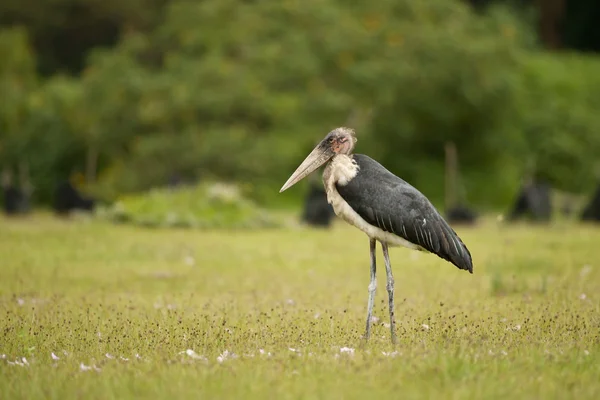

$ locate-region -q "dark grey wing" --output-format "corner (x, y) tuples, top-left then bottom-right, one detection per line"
(336, 154), (473, 273)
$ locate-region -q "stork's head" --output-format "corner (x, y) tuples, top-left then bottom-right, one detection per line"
(279, 127), (357, 193)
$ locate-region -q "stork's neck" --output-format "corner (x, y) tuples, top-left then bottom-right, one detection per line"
(323, 154), (359, 188)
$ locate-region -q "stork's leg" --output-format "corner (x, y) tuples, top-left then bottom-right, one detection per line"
(381, 242), (397, 344)
(364, 238), (377, 340)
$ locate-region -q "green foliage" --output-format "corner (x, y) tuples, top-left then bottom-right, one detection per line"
(0, 0), (164, 74)
(86, 0), (540, 207)
(97, 182), (281, 229)
(2, 1), (600, 211)
(0, 27), (37, 164)
(356, 3), (536, 207)
(512, 52), (600, 192)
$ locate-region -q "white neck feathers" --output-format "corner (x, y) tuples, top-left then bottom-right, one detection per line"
(324, 155), (359, 188)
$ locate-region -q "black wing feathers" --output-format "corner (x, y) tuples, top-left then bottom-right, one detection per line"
(336, 154), (473, 273)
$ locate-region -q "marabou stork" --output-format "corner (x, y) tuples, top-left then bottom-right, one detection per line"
(280, 127), (473, 344)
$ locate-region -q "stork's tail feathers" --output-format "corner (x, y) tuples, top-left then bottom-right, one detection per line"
(439, 224), (473, 274)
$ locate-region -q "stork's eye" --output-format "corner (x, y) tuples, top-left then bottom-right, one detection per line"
(328, 137), (335, 144)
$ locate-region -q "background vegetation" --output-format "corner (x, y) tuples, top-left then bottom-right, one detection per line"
(1, 0), (600, 211)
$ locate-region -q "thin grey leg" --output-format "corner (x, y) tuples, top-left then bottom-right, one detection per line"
(381, 242), (397, 344)
(364, 238), (377, 340)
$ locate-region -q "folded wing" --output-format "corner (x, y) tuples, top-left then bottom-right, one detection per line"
(336, 154), (473, 273)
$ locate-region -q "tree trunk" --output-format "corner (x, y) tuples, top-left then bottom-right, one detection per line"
(18, 160), (33, 211)
(536, 0), (566, 49)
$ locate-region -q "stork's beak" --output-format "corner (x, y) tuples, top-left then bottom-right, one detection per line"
(279, 140), (334, 193)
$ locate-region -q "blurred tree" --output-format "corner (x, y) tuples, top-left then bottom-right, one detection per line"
(512, 52), (600, 193)
(348, 3), (535, 207)
(465, 0), (600, 53)
(3, 0), (600, 210)
(0, 0), (166, 75)
(87, 0), (537, 208)
(0, 27), (37, 177)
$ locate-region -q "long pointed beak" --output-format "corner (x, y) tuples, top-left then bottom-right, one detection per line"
(279, 143), (333, 193)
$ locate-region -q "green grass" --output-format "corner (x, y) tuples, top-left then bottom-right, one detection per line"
(1, 214), (599, 399)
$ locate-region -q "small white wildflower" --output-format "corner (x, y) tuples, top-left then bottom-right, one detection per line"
(21, 357), (29, 365)
(370, 316), (380, 324)
(501, 350), (508, 356)
(120, 356), (130, 361)
(488, 350), (495, 356)
(182, 349), (207, 361)
(17, 298), (25, 306)
(258, 349), (272, 357)
(135, 354), (142, 360)
(51, 352), (60, 361)
(62, 350), (69, 356)
(217, 350), (237, 363)
(340, 347), (355, 355)
(584, 350), (590, 356)
(286, 299), (295, 306)
(382, 351), (400, 358)
(314, 313), (321, 319)
(579, 293), (587, 300)
(288, 348), (297, 352)
(383, 322), (391, 329)
(421, 324), (430, 331)
(79, 363), (101, 372)
(0, 354), (6, 359)
(105, 353), (114, 359)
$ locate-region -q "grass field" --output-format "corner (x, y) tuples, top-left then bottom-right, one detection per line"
(1, 214), (599, 399)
